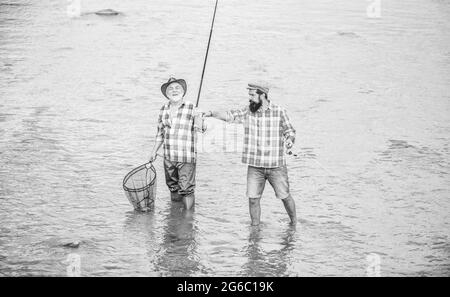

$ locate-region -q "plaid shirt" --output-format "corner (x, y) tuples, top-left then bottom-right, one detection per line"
(155, 100), (203, 163)
(226, 101), (296, 168)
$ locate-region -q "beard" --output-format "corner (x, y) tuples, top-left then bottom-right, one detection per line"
(168, 95), (183, 103)
(249, 99), (262, 113)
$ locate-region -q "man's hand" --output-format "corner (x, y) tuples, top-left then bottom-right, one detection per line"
(196, 108), (213, 117)
(193, 108), (207, 117)
(285, 138), (294, 151)
(195, 109), (214, 117)
(207, 110), (228, 121)
(149, 151), (158, 163)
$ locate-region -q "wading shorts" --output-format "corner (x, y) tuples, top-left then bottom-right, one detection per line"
(246, 165), (291, 200)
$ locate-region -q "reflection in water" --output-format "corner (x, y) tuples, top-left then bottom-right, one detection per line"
(123, 211), (157, 247)
(154, 203), (201, 276)
(122, 210), (159, 275)
(242, 225), (297, 277)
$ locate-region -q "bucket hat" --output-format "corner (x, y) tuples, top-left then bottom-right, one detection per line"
(161, 77), (187, 99)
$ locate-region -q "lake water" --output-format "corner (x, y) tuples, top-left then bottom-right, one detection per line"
(0, 0), (449, 276)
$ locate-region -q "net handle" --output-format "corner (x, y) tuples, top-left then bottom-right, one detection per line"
(146, 152), (163, 167)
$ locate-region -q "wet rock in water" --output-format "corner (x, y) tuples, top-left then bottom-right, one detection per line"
(337, 31), (360, 38)
(95, 9), (120, 16)
(62, 241), (81, 248)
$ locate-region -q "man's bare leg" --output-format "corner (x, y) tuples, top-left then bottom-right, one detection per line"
(282, 196), (297, 225)
(249, 198), (261, 226)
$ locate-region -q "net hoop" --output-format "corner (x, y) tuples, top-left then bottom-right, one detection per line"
(122, 163), (156, 193)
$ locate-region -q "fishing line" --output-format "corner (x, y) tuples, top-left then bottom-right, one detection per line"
(287, 151), (339, 178)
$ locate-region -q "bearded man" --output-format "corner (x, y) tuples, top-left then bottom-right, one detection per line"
(204, 82), (297, 225)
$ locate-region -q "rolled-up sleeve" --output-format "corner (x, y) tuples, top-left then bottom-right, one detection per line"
(281, 108), (296, 143)
(155, 107), (165, 142)
(193, 108), (208, 133)
(193, 116), (208, 133)
(226, 107), (248, 124)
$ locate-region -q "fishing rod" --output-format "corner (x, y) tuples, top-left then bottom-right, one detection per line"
(196, 0), (219, 108)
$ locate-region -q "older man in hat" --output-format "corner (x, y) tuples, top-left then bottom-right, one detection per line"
(149, 77), (206, 210)
(204, 82), (297, 225)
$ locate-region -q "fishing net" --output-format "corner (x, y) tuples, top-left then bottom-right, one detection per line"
(123, 163), (157, 211)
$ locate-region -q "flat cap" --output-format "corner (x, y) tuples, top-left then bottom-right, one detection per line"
(247, 82), (269, 94)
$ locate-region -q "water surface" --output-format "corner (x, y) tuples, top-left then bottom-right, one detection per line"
(0, 0), (449, 276)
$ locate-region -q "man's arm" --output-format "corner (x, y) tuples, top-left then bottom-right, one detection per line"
(193, 108), (209, 133)
(150, 139), (163, 162)
(149, 109), (165, 162)
(205, 108), (247, 123)
(193, 115), (208, 133)
(208, 110), (228, 121)
(281, 109), (296, 150)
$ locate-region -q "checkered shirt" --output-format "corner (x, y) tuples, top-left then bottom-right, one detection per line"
(155, 100), (203, 163)
(226, 101), (296, 168)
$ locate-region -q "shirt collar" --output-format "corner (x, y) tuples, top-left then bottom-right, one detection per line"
(258, 100), (272, 112)
(166, 99), (186, 109)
